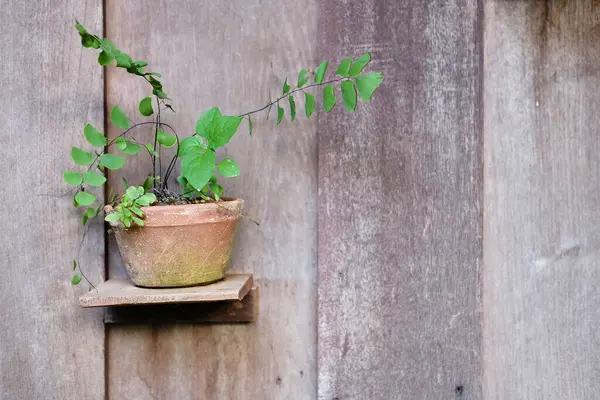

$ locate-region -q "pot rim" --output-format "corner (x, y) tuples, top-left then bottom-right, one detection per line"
(105, 198), (244, 228)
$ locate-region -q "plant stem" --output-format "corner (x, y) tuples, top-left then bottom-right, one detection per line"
(237, 77), (345, 119)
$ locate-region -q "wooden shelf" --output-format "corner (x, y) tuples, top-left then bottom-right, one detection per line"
(80, 273), (253, 307)
(79, 273), (257, 324)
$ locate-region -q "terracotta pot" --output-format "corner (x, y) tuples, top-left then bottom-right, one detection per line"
(105, 199), (243, 287)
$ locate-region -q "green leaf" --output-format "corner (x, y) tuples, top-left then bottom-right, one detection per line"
(64, 171), (83, 186)
(138, 97), (153, 116)
(115, 138), (141, 155)
(71, 274), (82, 285)
(75, 191), (96, 207)
(305, 93), (315, 118)
(136, 193), (157, 206)
(178, 136), (207, 157)
(341, 80), (357, 112)
(83, 207), (96, 225)
(277, 106), (284, 125)
(110, 105), (130, 130)
(105, 213), (121, 222)
(122, 176), (129, 190)
(283, 77), (290, 94)
(132, 216), (145, 226)
(126, 186), (144, 200)
(181, 149), (216, 190)
(355, 72), (384, 102)
(323, 85), (336, 112)
(335, 58), (353, 77)
(314, 60), (328, 84)
(210, 183), (224, 201)
(157, 130), (176, 148)
(99, 153), (126, 170)
(73, 259), (77, 271)
(83, 171), (107, 187)
(115, 51), (132, 68)
(289, 95), (296, 121)
(145, 144), (159, 157)
(71, 147), (94, 166)
(98, 51), (114, 66)
(83, 124), (107, 147)
(248, 116), (253, 137)
(130, 206), (144, 217)
(143, 177), (153, 192)
(218, 158), (240, 178)
(194, 107), (242, 149)
(348, 52), (371, 76)
(297, 69), (309, 88)
(134, 60), (148, 67)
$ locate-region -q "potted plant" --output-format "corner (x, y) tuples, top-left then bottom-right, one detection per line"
(68, 21), (384, 288)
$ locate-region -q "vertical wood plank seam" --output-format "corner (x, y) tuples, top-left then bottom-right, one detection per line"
(102, 1), (109, 399)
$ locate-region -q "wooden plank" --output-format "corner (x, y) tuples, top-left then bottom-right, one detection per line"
(0, 4), (105, 399)
(105, 1), (317, 398)
(317, 1), (483, 399)
(483, 2), (600, 398)
(104, 286), (259, 324)
(80, 274), (253, 307)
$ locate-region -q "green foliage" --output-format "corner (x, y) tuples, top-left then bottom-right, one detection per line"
(277, 106), (284, 125)
(247, 116), (253, 136)
(71, 147), (94, 166)
(218, 158), (240, 178)
(355, 72), (384, 102)
(305, 93), (315, 118)
(314, 61), (328, 84)
(145, 144), (159, 158)
(181, 148), (215, 191)
(335, 58), (353, 77)
(64, 171), (83, 186)
(348, 52), (371, 76)
(71, 274), (82, 285)
(83, 171), (106, 187)
(138, 97), (153, 116)
(282, 78), (290, 94)
(323, 85), (336, 112)
(297, 69), (309, 88)
(75, 191), (96, 207)
(341, 80), (357, 112)
(99, 153), (125, 170)
(195, 107), (242, 149)
(84, 124), (107, 147)
(157, 130), (176, 147)
(110, 105), (130, 130)
(288, 95), (296, 121)
(116, 138), (141, 155)
(105, 186), (157, 228)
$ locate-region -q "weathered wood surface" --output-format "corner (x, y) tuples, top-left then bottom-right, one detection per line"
(105, 1), (317, 398)
(0, 3), (105, 399)
(484, 2), (600, 399)
(317, 1), (483, 399)
(80, 274), (253, 307)
(104, 286), (259, 324)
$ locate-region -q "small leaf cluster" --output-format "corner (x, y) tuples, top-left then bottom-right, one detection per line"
(272, 52), (384, 125)
(75, 20), (171, 103)
(105, 186), (157, 228)
(178, 107), (242, 197)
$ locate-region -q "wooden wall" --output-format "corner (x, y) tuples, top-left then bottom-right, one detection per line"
(0, 2), (105, 399)
(3, 1), (600, 399)
(317, 1), (483, 398)
(483, 1), (600, 398)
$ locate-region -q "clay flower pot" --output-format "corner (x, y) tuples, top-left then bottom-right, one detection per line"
(105, 199), (243, 287)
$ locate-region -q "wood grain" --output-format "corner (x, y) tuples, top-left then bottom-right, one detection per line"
(104, 286), (259, 324)
(317, 1), (483, 399)
(80, 274), (253, 307)
(484, 2), (600, 398)
(0, 2), (105, 399)
(105, 1), (317, 398)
